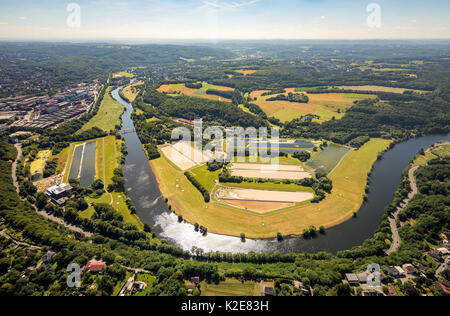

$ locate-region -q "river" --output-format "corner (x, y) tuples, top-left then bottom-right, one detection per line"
(112, 87), (450, 254)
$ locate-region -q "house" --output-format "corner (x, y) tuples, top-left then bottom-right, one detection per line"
(41, 251), (56, 264)
(345, 273), (359, 286)
(263, 284), (274, 296)
(134, 281), (147, 293)
(46, 183), (73, 200)
(387, 286), (399, 297)
(356, 272), (369, 284)
(437, 248), (450, 256)
(402, 264), (419, 276)
(433, 282), (450, 296)
(429, 250), (445, 263)
(386, 266), (406, 278)
(86, 260), (106, 274)
(293, 281), (310, 295)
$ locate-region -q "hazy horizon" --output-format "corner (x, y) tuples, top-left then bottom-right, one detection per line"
(0, 0), (449, 40)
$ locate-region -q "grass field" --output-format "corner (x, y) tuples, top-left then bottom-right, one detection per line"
(121, 81), (144, 102)
(336, 85), (427, 94)
(80, 86), (124, 132)
(201, 279), (260, 296)
(133, 274), (156, 297)
(157, 82), (234, 102)
(113, 71), (134, 78)
(150, 139), (391, 238)
(306, 144), (350, 174)
(189, 164), (221, 192)
(412, 142), (449, 167)
(250, 89), (377, 123)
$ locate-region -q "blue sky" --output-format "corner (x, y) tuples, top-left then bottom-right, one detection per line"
(0, 0), (449, 39)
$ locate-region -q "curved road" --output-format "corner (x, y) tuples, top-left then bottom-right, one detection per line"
(12, 143), (92, 237)
(386, 165), (420, 255)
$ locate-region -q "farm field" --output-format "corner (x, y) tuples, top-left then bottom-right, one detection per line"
(306, 144), (350, 175)
(336, 85), (427, 94)
(201, 279), (260, 297)
(121, 81), (144, 102)
(149, 138), (391, 238)
(230, 162), (312, 180)
(80, 86), (124, 132)
(160, 142), (211, 171)
(157, 82), (234, 102)
(113, 71), (134, 78)
(234, 69), (257, 76)
(250, 89), (377, 123)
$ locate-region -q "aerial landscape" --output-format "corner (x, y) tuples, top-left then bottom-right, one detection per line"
(0, 0), (449, 304)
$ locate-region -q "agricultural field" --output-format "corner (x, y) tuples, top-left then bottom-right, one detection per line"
(234, 69), (257, 76)
(306, 144), (350, 175)
(336, 85), (427, 94)
(250, 89), (377, 123)
(200, 279), (260, 297)
(113, 71), (134, 78)
(150, 138), (391, 238)
(160, 142), (212, 171)
(157, 82), (234, 102)
(80, 86), (124, 132)
(121, 81), (144, 102)
(230, 162), (312, 180)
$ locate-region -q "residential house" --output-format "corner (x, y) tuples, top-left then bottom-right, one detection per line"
(386, 266), (406, 278)
(293, 281), (310, 296)
(345, 273), (359, 286)
(402, 264), (419, 276)
(433, 282), (450, 296)
(86, 260), (106, 274)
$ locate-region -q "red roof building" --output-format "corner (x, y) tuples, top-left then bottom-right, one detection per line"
(86, 260), (106, 273)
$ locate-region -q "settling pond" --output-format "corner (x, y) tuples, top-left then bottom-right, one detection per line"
(113, 86), (450, 254)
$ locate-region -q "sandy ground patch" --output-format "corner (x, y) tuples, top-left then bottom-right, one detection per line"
(234, 69), (257, 76)
(216, 187), (314, 203)
(222, 200), (294, 213)
(161, 142), (211, 171)
(30, 150), (51, 176)
(230, 163), (312, 180)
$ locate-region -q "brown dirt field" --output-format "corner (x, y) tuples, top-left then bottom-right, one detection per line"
(234, 69), (257, 76)
(221, 200), (294, 213)
(160, 142), (210, 171)
(216, 187), (315, 203)
(230, 163), (311, 180)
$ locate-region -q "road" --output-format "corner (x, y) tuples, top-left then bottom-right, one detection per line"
(11, 143), (93, 237)
(386, 165), (420, 255)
